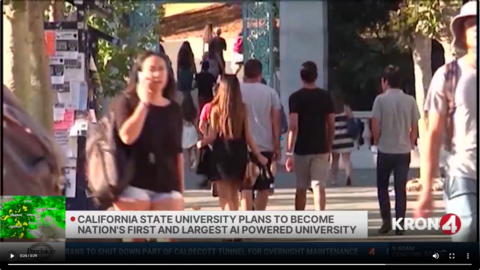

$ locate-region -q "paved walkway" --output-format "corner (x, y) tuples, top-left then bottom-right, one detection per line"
(183, 168), (449, 242)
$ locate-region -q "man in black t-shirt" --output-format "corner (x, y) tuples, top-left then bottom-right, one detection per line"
(285, 61), (335, 211)
(209, 28), (227, 73)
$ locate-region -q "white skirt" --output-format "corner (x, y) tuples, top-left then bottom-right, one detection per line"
(182, 124), (198, 149)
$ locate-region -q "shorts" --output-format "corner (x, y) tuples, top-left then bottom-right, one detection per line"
(118, 186), (183, 202)
(444, 176), (477, 242)
(294, 154), (329, 189)
(242, 152), (276, 191)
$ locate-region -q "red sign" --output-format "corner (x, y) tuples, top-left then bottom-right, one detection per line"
(368, 248), (375, 256)
(440, 213), (461, 235)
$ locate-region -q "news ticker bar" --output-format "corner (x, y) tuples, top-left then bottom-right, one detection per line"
(65, 211), (368, 239)
(1, 242), (477, 264)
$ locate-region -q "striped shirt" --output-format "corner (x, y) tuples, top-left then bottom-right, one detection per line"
(332, 111), (355, 153)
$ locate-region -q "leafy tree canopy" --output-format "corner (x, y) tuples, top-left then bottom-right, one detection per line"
(328, 0), (411, 110)
(87, 0), (164, 97)
(389, 0), (462, 49)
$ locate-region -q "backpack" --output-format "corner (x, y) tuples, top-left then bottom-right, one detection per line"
(424, 60), (459, 152)
(233, 37), (243, 54)
(347, 118), (360, 139)
(85, 112), (135, 208)
(345, 106), (359, 139)
(3, 85), (65, 196)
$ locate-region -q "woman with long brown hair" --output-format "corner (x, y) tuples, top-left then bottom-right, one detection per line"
(197, 75), (267, 211)
(111, 51), (184, 242)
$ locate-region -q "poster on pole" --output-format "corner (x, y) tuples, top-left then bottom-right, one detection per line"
(56, 82), (71, 105)
(70, 81), (88, 110)
(54, 108), (75, 130)
(55, 30), (79, 59)
(45, 30), (56, 56)
(54, 130), (77, 158)
(53, 103), (66, 122)
(63, 159), (77, 198)
(49, 56), (65, 85)
(64, 53), (85, 81)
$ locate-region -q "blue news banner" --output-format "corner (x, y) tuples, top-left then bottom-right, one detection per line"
(63, 242), (477, 264)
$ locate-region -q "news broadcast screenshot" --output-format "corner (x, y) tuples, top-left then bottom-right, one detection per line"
(1, 0), (478, 267)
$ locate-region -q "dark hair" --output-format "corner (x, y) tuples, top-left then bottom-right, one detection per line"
(300, 61), (318, 83)
(201, 61), (210, 71)
(181, 93), (197, 123)
(178, 42), (195, 70)
(244, 59), (262, 79)
(125, 51), (176, 101)
(382, 65), (402, 89)
(203, 24), (213, 43)
(331, 91), (346, 114)
(158, 43), (166, 54)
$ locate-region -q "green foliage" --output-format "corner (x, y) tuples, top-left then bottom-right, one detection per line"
(389, 0), (462, 49)
(88, 0), (164, 97)
(328, 0), (414, 110)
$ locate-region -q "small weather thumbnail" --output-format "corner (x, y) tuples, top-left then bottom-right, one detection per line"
(0, 196), (66, 240)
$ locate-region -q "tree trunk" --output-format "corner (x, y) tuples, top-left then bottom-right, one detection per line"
(412, 33), (432, 167)
(49, 0), (65, 22)
(441, 41), (456, 63)
(3, 1), (32, 111)
(412, 34), (432, 122)
(28, 1), (54, 132)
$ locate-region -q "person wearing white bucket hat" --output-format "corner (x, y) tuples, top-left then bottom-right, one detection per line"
(416, 1), (477, 242)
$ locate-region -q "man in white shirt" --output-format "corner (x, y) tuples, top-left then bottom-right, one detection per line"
(416, 1), (477, 242)
(240, 59), (281, 211)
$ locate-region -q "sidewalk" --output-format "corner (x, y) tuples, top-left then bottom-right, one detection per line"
(183, 168), (449, 242)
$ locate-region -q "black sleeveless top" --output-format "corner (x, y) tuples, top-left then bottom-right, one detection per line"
(112, 94), (183, 193)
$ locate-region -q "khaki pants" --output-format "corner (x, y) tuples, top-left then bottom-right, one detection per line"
(294, 154), (329, 189)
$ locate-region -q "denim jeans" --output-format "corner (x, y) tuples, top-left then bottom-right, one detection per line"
(444, 176), (478, 242)
(376, 152), (411, 223)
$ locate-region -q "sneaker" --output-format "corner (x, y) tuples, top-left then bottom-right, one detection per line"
(378, 222), (392, 234)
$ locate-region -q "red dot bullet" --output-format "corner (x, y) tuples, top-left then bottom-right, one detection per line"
(70, 216), (76, 222)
